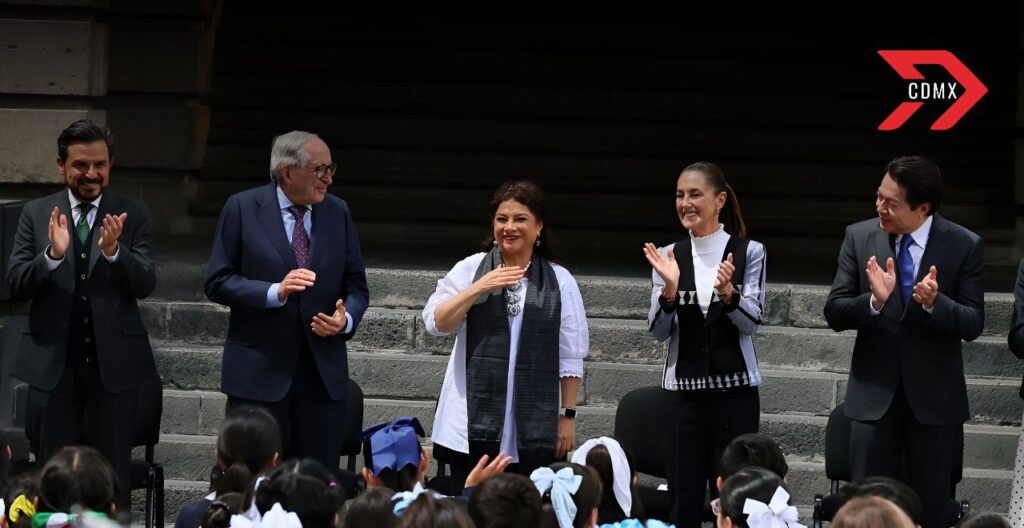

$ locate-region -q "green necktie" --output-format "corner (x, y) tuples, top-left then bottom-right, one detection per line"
(76, 203), (93, 244)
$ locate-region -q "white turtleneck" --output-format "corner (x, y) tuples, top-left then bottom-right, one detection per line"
(691, 224), (730, 315)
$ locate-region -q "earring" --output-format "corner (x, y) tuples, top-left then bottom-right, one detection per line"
(536, 239), (541, 248)
(493, 239), (498, 247)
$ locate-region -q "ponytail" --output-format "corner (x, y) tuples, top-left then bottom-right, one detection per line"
(682, 162), (747, 238)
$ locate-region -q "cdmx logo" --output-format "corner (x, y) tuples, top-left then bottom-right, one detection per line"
(877, 50), (987, 131)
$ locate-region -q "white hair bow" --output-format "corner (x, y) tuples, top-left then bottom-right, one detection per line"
(531, 467), (582, 528)
(392, 482), (444, 515)
(230, 503), (303, 528)
(742, 487), (805, 528)
(571, 437), (633, 516)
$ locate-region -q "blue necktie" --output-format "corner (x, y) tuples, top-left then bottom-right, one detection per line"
(898, 234), (915, 304)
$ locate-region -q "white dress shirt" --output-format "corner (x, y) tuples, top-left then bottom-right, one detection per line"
(264, 185), (353, 333)
(869, 215), (934, 314)
(422, 252), (589, 461)
(44, 189), (119, 270)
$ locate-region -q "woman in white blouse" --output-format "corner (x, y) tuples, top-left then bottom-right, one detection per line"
(422, 179), (589, 488)
(642, 162), (767, 528)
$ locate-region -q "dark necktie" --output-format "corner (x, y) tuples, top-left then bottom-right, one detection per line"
(289, 206), (310, 268)
(898, 234), (915, 304)
(77, 203), (93, 244)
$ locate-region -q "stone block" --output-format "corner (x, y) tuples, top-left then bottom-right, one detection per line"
(104, 97), (208, 170)
(0, 18), (105, 95)
(788, 285), (829, 328)
(577, 275), (650, 319)
(349, 352), (448, 400)
(964, 425), (1018, 470)
(367, 268), (444, 309)
(758, 370), (838, 416)
(414, 318), (456, 354)
(161, 390), (202, 435)
(155, 346), (221, 391)
(198, 391), (227, 436)
(764, 285), (791, 326)
(586, 318), (665, 364)
(349, 309), (417, 352)
(0, 109), (105, 183)
(166, 302), (229, 344)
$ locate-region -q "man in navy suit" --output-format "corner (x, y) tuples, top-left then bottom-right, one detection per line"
(204, 131), (369, 471)
(824, 156), (984, 528)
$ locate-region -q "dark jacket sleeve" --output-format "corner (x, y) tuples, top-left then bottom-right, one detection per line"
(204, 194), (275, 309)
(338, 203), (369, 342)
(1009, 259), (1024, 358)
(5, 201), (57, 301)
(108, 200), (156, 299)
(825, 224), (874, 331)
(923, 234), (985, 342)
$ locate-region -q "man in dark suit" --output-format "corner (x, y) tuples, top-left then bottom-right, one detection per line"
(824, 156), (984, 528)
(204, 130), (369, 471)
(6, 119), (157, 507)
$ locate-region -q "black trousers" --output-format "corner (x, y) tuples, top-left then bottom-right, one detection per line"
(849, 385), (961, 528)
(666, 386), (760, 528)
(34, 361), (139, 509)
(226, 340), (347, 472)
(437, 441), (562, 494)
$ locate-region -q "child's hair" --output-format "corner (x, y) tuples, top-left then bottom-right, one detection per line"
(361, 441), (420, 492)
(254, 459), (344, 528)
(200, 492), (245, 528)
(468, 473), (542, 528)
(3, 472), (40, 528)
(399, 494), (474, 528)
(957, 512), (1011, 528)
(718, 467), (786, 528)
(583, 443), (645, 524)
(718, 433), (788, 481)
(832, 496), (915, 528)
(342, 487), (398, 528)
(214, 406), (281, 501)
(838, 476), (923, 525)
(538, 463), (602, 528)
(37, 446), (118, 515)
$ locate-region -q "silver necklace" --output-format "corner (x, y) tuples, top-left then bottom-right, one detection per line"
(504, 261), (531, 316)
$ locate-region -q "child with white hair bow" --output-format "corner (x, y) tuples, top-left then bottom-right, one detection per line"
(715, 467), (804, 528)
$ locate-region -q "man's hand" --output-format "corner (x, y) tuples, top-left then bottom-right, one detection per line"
(464, 451), (513, 488)
(98, 213), (127, 258)
(866, 256), (897, 311)
(913, 266), (939, 309)
(278, 269), (316, 302)
(311, 299), (346, 337)
(47, 206), (70, 259)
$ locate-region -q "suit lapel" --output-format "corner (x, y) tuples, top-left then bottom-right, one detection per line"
(88, 193), (114, 275)
(869, 225), (904, 315)
(258, 183), (299, 269)
(307, 202), (331, 273)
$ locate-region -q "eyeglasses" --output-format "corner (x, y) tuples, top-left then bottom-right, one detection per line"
(303, 163), (338, 178)
(711, 498), (721, 516)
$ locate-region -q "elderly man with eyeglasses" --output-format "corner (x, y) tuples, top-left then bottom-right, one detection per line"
(204, 131), (369, 472)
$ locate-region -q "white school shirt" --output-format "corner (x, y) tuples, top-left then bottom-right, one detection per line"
(422, 252), (589, 462)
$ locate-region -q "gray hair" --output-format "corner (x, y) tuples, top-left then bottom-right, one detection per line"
(269, 130), (319, 181)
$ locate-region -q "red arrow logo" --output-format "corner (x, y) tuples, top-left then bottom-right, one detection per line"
(877, 50), (987, 131)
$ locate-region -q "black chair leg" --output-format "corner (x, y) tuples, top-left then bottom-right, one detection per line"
(155, 465), (165, 528)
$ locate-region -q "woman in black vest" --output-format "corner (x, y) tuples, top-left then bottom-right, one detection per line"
(642, 162), (767, 528)
(422, 180), (589, 490)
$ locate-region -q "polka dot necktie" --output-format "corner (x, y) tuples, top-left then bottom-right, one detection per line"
(289, 206), (310, 269)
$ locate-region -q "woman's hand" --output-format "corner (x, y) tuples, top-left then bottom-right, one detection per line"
(471, 265), (526, 296)
(555, 416), (576, 459)
(643, 243), (680, 295)
(464, 451), (514, 488)
(714, 252), (735, 303)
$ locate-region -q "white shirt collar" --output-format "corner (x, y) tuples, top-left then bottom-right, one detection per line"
(276, 185), (312, 212)
(67, 188), (102, 212)
(898, 214), (933, 249)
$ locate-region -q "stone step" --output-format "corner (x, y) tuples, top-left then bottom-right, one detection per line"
(155, 348), (1023, 427)
(148, 305), (1022, 377)
(148, 264), (1016, 338)
(152, 390), (1019, 480)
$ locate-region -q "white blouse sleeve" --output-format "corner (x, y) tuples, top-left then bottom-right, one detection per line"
(648, 244), (677, 342)
(422, 253), (485, 336)
(725, 241), (767, 335)
(555, 267), (588, 378)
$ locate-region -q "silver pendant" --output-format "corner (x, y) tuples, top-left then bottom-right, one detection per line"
(507, 279), (522, 293)
(507, 303), (521, 316)
(505, 291), (521, 304)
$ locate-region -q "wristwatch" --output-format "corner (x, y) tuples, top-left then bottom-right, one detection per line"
(560, 407), (577, 419)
